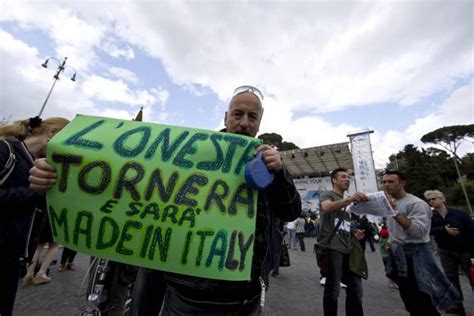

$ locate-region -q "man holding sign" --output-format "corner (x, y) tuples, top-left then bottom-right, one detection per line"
(29, 85), (301, 315)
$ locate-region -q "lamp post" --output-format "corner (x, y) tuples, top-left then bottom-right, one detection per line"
(38, 56), (76, 117)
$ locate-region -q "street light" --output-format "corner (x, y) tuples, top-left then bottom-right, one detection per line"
(38, 56), (76, 117)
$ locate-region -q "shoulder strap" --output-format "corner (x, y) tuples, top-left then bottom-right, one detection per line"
(327, 216), (344, 244)
(0, 139), (16, 185)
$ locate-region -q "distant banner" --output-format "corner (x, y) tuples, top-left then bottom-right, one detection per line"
(348, 132), (378, 194)
(46, 114), (261, 281)
(293, 177), (355, 214)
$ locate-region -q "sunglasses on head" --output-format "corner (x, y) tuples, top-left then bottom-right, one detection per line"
(233, 85), (264, 101)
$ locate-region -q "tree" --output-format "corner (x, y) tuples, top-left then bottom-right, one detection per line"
(421, 124), (474, 213)
(258, 133), (299, 150)
(384, 144), (459, 199)
(461, 153), (474, 180)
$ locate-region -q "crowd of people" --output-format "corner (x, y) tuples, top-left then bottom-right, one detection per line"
(1, 85), (473, 316)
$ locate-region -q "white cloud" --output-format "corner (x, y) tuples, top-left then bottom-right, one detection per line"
(102, 1), (471, 111)
(375, 81), (474, 168)
(101, 39), (135, 60)
(108, 67), (139, 84)
(81, 74), (159, 107)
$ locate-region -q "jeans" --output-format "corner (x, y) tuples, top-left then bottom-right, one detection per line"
(387, 242), (459, 311)
(396, 257), (440, 316)
(296, 232), (305, 251)
(365, 236), (375, 252)
(323, 249), (363, 316)
(438, 248), (472, 311)
(160, 286), (261, 316)
(288, 229), (297, 249)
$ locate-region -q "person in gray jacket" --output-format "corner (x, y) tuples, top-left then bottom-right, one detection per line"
(384, 170), (459, 315)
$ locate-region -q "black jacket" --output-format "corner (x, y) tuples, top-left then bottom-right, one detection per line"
(166, 167), (301, 303)
(430, 207), (474, 252)
(0, 138), (45, 258)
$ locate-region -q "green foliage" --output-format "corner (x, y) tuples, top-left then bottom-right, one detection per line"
(280, 141), (299, 151)
(421, 124), (474, 146)
(421, 124), (474, 160)
(258, 133), (299, 150)
(461, 153), (474, 180)
(453, 180), (474, 206)
(384, 144), (459, 199)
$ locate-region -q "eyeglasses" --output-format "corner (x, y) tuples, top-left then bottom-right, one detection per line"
(427, 197), (438, 201)
(233, 85), (264, 100)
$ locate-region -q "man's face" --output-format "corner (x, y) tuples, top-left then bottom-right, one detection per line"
(426, 195), (444, 209)
(224, 92), (263, 137)
(333, 171), (350, 191)
(382, 174), (404, 196)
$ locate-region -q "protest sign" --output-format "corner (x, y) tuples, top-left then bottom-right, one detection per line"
(46, 114), (261, 281)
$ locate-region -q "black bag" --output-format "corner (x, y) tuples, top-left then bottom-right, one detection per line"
(279, 243), (291, 267)
(314, 217), (343, 273)
(314, 241), (330, 272)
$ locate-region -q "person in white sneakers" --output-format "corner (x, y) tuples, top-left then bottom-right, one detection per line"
(319, 168), (367, 316)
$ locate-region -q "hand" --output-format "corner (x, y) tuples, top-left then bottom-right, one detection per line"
(444, 225), (460, 236)
(354, 229), (365, 240)
(29, 158), (57, 192)
(255, 144), (282, 171)
(348, 192), (368, 203)
(386, 194), (397, 210)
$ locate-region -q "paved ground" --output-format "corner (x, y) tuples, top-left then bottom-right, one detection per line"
(14, 238), (474, 315)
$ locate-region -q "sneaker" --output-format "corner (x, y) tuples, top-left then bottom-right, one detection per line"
(21, 274), (34, 287)
(33, 273), (51, 285)
(340, 282), (347, 288)
(445, 305), (466, 315)
(388, 283), (399, 289)
(320, 277), (326, 286)
(58, 264), (65, 272)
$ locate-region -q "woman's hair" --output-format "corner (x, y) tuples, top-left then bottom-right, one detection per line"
(0, 116), (69, 140)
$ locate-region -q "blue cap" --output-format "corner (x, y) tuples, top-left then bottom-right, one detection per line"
(244, 151), (274, 189)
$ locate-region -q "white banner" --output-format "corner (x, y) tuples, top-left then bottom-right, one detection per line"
(349, 132), (378, 194)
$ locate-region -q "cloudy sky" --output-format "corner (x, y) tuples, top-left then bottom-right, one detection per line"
(1, 0), (472, 168)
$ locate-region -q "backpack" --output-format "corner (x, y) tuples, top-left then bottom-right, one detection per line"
(0, 139), (16, 185)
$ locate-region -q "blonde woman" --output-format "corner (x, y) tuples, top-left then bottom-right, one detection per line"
(0, 116), (69, 316)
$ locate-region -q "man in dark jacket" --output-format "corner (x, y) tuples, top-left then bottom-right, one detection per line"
(159, 86), (301, 315)
(426, 189), (474, 316)
(29, 85), (302, 315)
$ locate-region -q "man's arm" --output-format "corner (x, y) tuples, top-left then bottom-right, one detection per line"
(388, 196), (414, 231)
(394, 201), (431, 238)
(320, 192), (368, 213)
(266, 167), (301, 222)
(392, 213), (412, 230)
(255, 144), (301, 221)
(460, 210), (474, 233)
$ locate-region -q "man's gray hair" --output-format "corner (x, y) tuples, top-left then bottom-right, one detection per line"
(423, 189), (446, 202)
